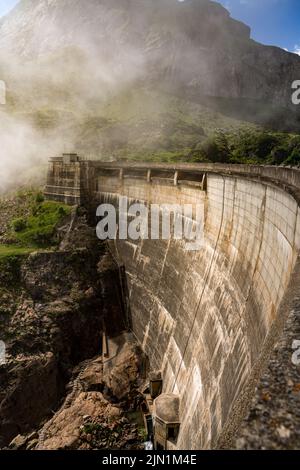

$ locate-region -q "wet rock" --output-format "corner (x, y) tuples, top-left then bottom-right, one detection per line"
(0, 353), (59, 448)
(107, 406), (122, 418)
(34, 338), (146, 451)
(102, 336), (144, 401)
(79, 358), (103, 392)
(26, 439), (39, 451)
(0, 213), (143, 450)
(0, 222), (125, 447)
(9, 434), (27, 450)
(277, 425), (291, 440)
(9, 431), (39, 450)
(38, 386), (129, 450)
(229, 290), (300, 450)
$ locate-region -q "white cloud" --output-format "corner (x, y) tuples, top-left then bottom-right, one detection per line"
(293, 45), (300, 56)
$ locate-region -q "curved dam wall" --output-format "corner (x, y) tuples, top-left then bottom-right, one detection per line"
(46, 160), (300, 449)
(93, 164), (300, 449)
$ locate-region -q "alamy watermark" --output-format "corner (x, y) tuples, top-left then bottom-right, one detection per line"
(0, 341), (6, 366)
(292, 80), (300, 105)
(292, 340), (300, 366)
(96, 197), (205, 251)
(0, 80), (6, 105)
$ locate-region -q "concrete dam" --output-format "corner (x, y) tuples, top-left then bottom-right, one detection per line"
(45, 157), (300, 449)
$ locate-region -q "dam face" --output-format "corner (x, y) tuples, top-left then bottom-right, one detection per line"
(46, 160), (300, 449)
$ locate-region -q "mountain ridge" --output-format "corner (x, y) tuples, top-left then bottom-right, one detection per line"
(0, 0), (300, 194)
(0, 0), (299, 114)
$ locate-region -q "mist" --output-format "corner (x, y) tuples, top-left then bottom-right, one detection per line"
(0, 109), (69, 193)
(0, 0), (300, 194)
(0, 0), (152, 193)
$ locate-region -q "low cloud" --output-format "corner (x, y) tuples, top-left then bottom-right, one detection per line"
(294, 45), (300, 56)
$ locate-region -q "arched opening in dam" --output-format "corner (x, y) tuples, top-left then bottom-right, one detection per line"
(45, 160), (300, 449)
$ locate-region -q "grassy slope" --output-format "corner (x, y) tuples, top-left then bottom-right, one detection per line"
(0, 190), (72, 259)
(0, 245), (35, 259)
(4, 42), (297, 166)
(84, 91), (261, 162)
(6, 68), (260, 162)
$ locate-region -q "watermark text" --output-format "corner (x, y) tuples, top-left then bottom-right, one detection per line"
(292, 80), (300, 105)
(0, 80), (6, 105)
(0, 341), (6, 366)
(96, 197), (205, 251)
(292, 339), (300, 365)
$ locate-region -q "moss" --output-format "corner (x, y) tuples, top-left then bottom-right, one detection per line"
(82, 423), (103, 434)
(11, 200), (71, 248)
(12, 217), (27, 232)
(0, 253), (26, 287)
(138, 427), (148, 442)
(0, 246), (35, 259)
(35, 192), (45, 204)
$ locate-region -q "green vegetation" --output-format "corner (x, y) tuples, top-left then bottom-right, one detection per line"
(10, 198), (71, 248)
(0, 246), (35, 259)
(76, 87), (299, 165)
(5, 75), (300, 181)
(8, 77), (300, 166)
(9, 85), (260, 164)
(82, 423), (103, 434)
(187, 131), (230, 164)
(0, 189), (71, 252)
(138, 427), (148, 442)
(0, 191), (71, 285)
(188, 129), (300, 166)
(0, 254), (24, 287)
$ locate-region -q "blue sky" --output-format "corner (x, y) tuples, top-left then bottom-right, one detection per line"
(0, 0), (18, 18)
(0, 0), (299, 54)
(219, 0), (300, 53)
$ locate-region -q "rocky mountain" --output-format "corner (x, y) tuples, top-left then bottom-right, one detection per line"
(1, 0), (299, 116)
(0, 0), (300, 192)
(0, 198), (145, 449)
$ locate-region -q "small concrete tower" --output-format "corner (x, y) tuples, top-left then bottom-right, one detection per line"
(0, 80), (6, 105)
(149, 370), (163, 399)
(153, 393), (180, 450)
(44, 154), (92, 205)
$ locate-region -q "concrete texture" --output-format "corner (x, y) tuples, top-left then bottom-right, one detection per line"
(45, 160), (300, 449)
(224, 258), (300, 450)
(44, 155), (94, 205)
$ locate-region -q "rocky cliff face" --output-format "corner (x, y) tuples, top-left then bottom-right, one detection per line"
(0, 0), (299, 117)
(0, 218), (128, 447)
(0, 0), (300, 195)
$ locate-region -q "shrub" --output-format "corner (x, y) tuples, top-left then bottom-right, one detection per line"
(270, 145), (290, 165)
(35, 192), (45, 204)
(12, 218), (27, 233)
(253, 133), (280, 160)
(12, 201), (71, 248)
(0, 255), (22, 287)
(200, 132), (230, 163)
(58, 206), (67, 216)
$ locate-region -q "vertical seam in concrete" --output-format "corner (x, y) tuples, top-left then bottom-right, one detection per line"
(292, 200), (299, 257)
(171, 175), (227, 393)
(159, 239), (171, 278)
(137, 238), (172, 359)
(106, 239), (129, 332)
(245, 186), (267, 303)
(235, 185), (267, 378)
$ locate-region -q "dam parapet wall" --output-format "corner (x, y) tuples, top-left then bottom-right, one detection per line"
(45, 155), (300, 205)
(45, 157), (300, 449)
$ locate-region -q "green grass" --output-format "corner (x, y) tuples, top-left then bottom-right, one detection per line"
(8, 84), (260, 163)
(0, 250), (32, 287)
(138, 427), (148, 442)
(0, 245), (36, 259)
(11, 200), (72, 248)
(5, 77), (299, 167)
